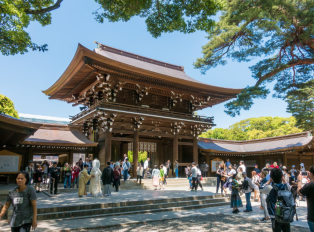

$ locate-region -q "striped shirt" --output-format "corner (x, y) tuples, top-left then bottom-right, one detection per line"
(6, 186), (37, 227)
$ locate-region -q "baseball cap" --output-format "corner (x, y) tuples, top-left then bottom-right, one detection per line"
(242, 172), (247, 175)
(300, 163), (304, 166)
(292, 165), (295, 168)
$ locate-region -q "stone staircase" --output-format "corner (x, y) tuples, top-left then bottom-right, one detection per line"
(37, 194), (245, 221)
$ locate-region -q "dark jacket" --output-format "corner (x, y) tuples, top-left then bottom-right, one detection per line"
(200, 163), (209, 172)
(49, 167), (60, 179)
(102, 166), (114, 185)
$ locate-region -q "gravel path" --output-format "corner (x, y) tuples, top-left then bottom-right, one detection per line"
(69, 214), (310, 232)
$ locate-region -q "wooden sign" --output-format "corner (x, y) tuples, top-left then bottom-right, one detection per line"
(0, 150), (22, 174)
(211, 157), (223, 172)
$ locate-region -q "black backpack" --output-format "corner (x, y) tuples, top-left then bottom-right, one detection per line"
(273, 185), (298, 223)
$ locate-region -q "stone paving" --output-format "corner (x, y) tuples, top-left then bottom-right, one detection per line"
(73, 214), (310, 232)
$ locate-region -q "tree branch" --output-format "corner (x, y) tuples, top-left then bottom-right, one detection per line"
(255, 59), (314, 87)
(24, 0), (64, 15)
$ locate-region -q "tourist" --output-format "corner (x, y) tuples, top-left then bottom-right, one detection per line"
(78, 158), (83, 171)
(270, 162), (279, 169)
(223, 164), (236, 196)
(216, 162), (226, 194)
(297, 165), (314, 232)
(25, 160), (34, 186)
(90, 159), (103, 197)
(0, 171), (37, 231)
(166, 160), (171, 178)
(63, 163), (72, 188)
(200, 161), (209, 177)
(110, 160), (114, 169)
(238, 160), (246, 173)
(191, 162), (198, 192)
(34, 164), (44, 193)
(251, 171), (260, 201)
(41, 160), (49, 185)
(258, 171), (270, 221)
(143, 157), (150, 179)
(300, 163), (305, 172)
(225, 159), (231, 168)
(49, 162), (60, 195)
(230, 179), (242, 213)
(267, 168), (291, 232)
(102, 162), (114, 197)
(163, 163), (168, 185)
(123, 158), (131, 181)
(152, 165), (160, 190)
(78, 164), (91, 197)
(254, 164), (261, 174)
(72, 162), (81, 188)
(174, 160), (179, 178)
(279, 163), (283, 170)
(196, 164), (204, 191)
(262, 163), (270, 172)
(242, 172), (253, 212)
(137, 163), (144, 185)
(123, 153), (128, 162)
(115, 159), (121, 168)
(159, 164), (165, 190)
(83, 157), (92, 185)
(186, 166), (192, 190)
(235, 167), (244, 187)
(113, 164), (121, 192)
(290, 165), (297, 181)
(282, 167), (289, 183)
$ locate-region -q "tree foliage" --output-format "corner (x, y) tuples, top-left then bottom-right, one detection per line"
(127, 150), (148, 163)
(194, 0), (314, 118)
(0, 94), (19, 118)
(286, 80), (314, 131)
(200, 116), (303, 141)
(0, 0), (222, 55)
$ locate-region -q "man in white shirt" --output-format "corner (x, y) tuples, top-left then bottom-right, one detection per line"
(238, 160), (246, 173)
(143, 158), (150, 179)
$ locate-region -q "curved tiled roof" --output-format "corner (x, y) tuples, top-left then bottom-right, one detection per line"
(198, 131), (313, 154)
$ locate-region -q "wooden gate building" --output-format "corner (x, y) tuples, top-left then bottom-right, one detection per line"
(43, 42), (242, 175)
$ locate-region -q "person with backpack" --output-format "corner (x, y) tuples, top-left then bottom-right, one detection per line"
(267, 168), (295, 232)
(297, 165), (314, 232)
(242, 172), (254, 212)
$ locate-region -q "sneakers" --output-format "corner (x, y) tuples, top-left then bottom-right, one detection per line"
(244, 209), (252, 212)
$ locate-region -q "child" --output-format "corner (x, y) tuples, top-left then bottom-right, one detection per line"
(159, 164), (165, 190)
(34, 164), (44, 193)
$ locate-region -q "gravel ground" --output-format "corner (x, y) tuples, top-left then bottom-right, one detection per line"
(69, 214), (310, 232)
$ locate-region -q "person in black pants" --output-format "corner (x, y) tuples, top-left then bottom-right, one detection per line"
(216, 162), (226, 194)
(49, 162), (60, 194)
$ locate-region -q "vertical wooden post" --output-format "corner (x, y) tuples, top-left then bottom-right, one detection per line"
(133, 130), (139, 178)
(173, 134), (178, 171)
(193, 137), (198, 164)
(299, 153), (302, 167)
(26, 148), (33, 170)
(98, 141), (106, 170)
(105, 130), (112, 165)
(259, 155), (263, 170)
(69, 149), (73, 166)
(284, 153), (287, 167)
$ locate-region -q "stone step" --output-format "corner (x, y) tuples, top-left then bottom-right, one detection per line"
(37, 196), (240, 221)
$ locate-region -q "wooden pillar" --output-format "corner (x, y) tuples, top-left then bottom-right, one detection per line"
(284, 153), (287, 166)
(173, 134), (178, 166)
(105, 130), (112, 165)
(259, 155), (263, 170)
(133, 130), (139, 178)
(299, 153), (302, 166)
(206, 154), (210, 166)
(98, 141), (106, 170)
(193, 137), (198, 164)
(26, 148), (33, 170)
(69, 150), (73, 166)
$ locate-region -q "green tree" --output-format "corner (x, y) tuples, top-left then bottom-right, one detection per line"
(1, 0), (222, 56)
(0, 94), (19, 118)
(194, 0), (314, 119)
(199, 116), (302, 141)
(127, 150), (148, 163)
(286, 80), (314, 131)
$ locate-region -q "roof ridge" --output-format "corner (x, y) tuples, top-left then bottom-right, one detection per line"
(94, 41), (185, 72)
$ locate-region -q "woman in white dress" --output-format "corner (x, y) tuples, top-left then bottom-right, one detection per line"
(90, 159), (102, 197)
(151, 165), (160, 190)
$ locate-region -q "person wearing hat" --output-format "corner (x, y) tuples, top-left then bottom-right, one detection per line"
(300, 163), (306, 172)
(241, 172), (254, 212)
(253, 164), (260, 174)
(25, 161), (34, 186)
(101, 162), (114, 197)
(290, 165), (297, 181)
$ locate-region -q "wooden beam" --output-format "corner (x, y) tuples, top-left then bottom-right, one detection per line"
(111, 137), (134, 142)
(178, 142), (193, 146)
(105, 130), (112, 165)
(133, 130), (139, 178)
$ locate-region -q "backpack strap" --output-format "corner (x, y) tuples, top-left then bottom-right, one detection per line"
(295, 206), (298, 221)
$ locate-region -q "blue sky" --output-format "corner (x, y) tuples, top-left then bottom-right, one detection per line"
(0, 0), (291, 129)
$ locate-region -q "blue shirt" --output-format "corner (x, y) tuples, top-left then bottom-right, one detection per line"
(225, 162), (231, 168)
(254, 168), (261, 174)
(290, 169), (297, 176)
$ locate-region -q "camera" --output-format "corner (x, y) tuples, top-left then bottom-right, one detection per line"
(302, 172), (308, 176)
